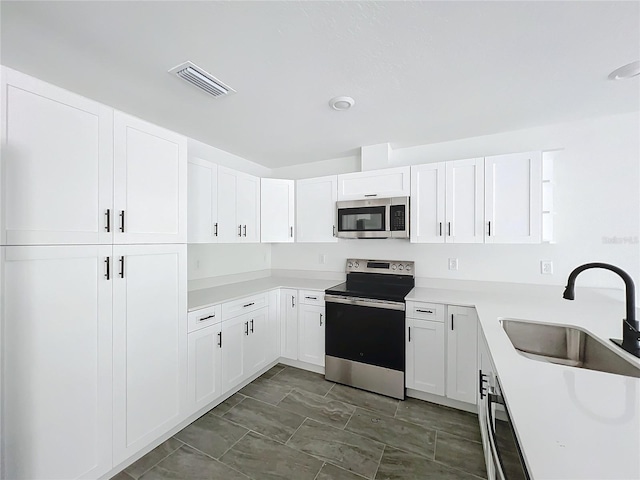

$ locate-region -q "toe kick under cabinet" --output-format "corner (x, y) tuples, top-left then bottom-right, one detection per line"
(406, 301), (478, 405)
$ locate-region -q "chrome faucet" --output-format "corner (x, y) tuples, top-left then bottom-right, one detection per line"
(563, 263), (640, 358)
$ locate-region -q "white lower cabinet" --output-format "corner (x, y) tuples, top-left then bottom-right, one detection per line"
(112, 244), (187, 465)
(221, 314), (247, 392)
(446, 306), (479, 404)
(298, 304), (325, 367)
(280, 289), (299, 360)
(406, 301), (478, 405)
(245, 308), (269, 374)
(187, 323), (223, 413)
(406, 318), (445, 395)
(2, 245), (113, 480)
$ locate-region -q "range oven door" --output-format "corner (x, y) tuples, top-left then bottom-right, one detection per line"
(324, 295), (405, 399)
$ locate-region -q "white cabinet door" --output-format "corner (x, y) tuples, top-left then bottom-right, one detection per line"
(337, 166), (411, 201)
(261, 178), (295, 243)
(188, 158), (218, 243)
(221, 314), (246, 392)
(280, 289), (298, 360)
(296, 175), (338, 243)
(445, 158), (484, 243)
(1, 67), (113, 246)
(3, 245), (112, 480)
(298, 304), (325, 366)
(217, 166), (239, 243)
(112, 244), (187, 464)
(485, 152), (542, 244)
(410, 163), (445, 243)
(113, 112), (187, 244)
(406, 318), (445, 395)
(237, 172), (261, 242)
(187, 323), (223, 414)
(446, 306), (479, 404)
(244, 308), (269, 376)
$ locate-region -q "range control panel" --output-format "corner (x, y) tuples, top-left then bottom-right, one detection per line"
(346, 258), (414, 276)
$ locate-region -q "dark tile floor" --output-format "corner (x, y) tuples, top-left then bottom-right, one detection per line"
(112, 364), (486, 480)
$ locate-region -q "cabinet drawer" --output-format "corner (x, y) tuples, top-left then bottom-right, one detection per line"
(299, 290), (325, 306)
(222, 292), (269, 319)
(406, 301), (445, 322)
(188, 304), (221, 333)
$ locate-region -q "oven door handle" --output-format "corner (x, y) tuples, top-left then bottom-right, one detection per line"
(325, 294), (405, 311)
(486, 392), (507, 480)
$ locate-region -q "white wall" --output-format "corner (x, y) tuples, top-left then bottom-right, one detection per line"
(188, 138), (271, 177)
(272, 112), (640, 294)
(188, 243), (271, 281)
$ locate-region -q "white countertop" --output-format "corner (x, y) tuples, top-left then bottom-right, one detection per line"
(190, 277), (640, 479)
(188, 276), (339, 311)
(408, 286), (640, 480)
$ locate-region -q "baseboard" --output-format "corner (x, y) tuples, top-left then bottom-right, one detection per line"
(406, 388), (477, 414)
(277, 357), (325, 374)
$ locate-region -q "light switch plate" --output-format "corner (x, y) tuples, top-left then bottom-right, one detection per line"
(541, 260), (553, 275)
(448, 258), (459, 271)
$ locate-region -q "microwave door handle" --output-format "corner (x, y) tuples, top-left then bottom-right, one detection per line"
(486, 393), (507, 480)
(385, 204), (391, 233)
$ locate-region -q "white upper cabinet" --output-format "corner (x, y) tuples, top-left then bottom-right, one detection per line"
(445, 158), (484, 243)
(261, 178), (295, 243)
(337, 166), (410, 201)
(485, 151), (542, 244)
(187, 157), (218, 243)
(410, 163), (445, 243)
(1, 67), (114, 246)
(217, 166), (261, 243)
(113, 112), (187, 244)
(411, 159), (484, 244)
(3, 245), (113, 480)
(296, 175), (338, 243)
(112, 244), (187, 464)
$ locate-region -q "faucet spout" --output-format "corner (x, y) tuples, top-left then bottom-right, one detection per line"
(563, 263), (639, 358)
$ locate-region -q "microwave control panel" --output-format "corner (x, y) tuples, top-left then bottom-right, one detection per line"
(390, 205), (406, 231)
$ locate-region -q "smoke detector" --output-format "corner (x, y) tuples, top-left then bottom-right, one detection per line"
(608, 61), (640, 80)
(168, 61), (235, 97)
(329, 96), (355, 111)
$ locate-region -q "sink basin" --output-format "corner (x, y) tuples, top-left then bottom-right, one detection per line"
(501, 319), (640, 378)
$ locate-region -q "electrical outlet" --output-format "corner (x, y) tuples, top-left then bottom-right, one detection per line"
(541, 260), (553, 275)
(448, 258), (459, 271)
(320, 254), (327, 265)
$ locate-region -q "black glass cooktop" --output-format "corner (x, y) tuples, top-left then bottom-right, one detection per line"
(325, 272), (415, 302)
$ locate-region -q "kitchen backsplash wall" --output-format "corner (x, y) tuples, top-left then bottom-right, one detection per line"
(272, 111), (640, 294)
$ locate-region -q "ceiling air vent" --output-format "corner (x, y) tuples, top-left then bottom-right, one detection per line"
(168, 61), (235, 98)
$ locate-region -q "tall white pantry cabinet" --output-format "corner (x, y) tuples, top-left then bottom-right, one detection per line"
(1, 67), (188, 479)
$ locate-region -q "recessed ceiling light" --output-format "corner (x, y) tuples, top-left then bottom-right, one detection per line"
(329, 96), (355, 111)
(608, 61), (640, 80)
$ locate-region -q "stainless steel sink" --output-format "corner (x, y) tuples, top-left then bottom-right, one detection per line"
(501, 319), (640, 378)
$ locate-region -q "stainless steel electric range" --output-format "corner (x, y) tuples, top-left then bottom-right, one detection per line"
(324, 259), (415, 400)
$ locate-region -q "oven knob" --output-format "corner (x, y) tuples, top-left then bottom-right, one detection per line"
(391, 264), (397, 270)
(398, 264), (404, 271)
(348, 262), (353, 268)
(406, 264), (412, 271)
(354, 262), (359, 268)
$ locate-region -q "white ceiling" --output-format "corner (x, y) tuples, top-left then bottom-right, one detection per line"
(1, 1), (639, 168)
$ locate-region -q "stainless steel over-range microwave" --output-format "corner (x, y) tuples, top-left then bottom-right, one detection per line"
(336, 197), (409, 239)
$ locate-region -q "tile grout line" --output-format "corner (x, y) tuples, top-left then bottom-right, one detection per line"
(284, 416), (310, 446)
(311, 461), (326, 480)
(216, 429), (251, 461)
(433, 430), (438, 461)
(126, 437), (184, 479)
(341, 406), (357, 430)
(176, 435), (252, 480)
(323, 382), (335, 398)
(373, 444), (387, 480)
